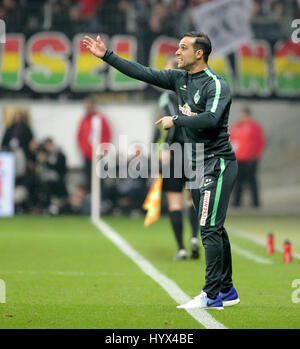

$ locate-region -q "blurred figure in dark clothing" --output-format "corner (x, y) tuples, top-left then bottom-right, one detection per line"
(23, 140), (40, 211)
(249, 0), (285, 44)
(1, 110), (33, 160)
(0, 0), (23, 32)
(66, 185), (91, 215)
(32, 138), (68, 214)
(33, 144), (51, 211)
(43, 137), (68, 201)
(98, 0), (129, 35)
(1, 110), (34, 211)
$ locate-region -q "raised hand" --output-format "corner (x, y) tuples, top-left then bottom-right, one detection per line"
(83, 35), (107, 59)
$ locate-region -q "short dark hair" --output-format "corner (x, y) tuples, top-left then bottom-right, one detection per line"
(182, 31), (212, 63)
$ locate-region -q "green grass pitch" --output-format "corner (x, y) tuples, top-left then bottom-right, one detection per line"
(0, 214), (299, 329)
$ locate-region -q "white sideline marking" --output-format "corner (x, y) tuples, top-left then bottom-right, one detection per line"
(229, 228), (300, 261)
(230, 243), (273, 265)
(93, 218), (227, 330)
(0, 271), (123, 276)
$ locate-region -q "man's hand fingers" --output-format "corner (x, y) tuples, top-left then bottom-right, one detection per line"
(83, 36), (94, 48)
(84, 36), (94, 44)
(155, 119), (162, 125)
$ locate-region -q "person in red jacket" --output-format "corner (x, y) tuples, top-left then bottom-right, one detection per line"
(229, 107), (265, 208)
(77, 97), (111, 191)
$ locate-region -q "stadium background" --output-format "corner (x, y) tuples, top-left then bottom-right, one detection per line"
(0, 0), (300, 330)
(1, 0), (299, 216)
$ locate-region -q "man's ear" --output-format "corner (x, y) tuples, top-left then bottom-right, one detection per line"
(195, 49), (203, 60)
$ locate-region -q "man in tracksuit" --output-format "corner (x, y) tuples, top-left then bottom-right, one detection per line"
(83, 31), (240, 309)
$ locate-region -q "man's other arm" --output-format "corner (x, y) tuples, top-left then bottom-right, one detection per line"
(173, 79), (231, 129)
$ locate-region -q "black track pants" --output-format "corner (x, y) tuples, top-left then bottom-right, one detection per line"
(190, 157), (238, 299)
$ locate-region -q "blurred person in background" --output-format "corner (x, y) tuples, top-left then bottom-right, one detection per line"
(116, 144), (149, 217)
(24, 140), (40, 212)
(77, 0), (103, 20)
(67, 185), (90, 215)
(249, 0), (286, 44)
(1, 109), (33, 160)
(178, 0), (206, 36)
(0, 0), (22, 32)
(1, 110), (34, 211)
(148, 2), (176, 37)
(0, 0), (44, 34)
(44, 137), (68, 207)
(66, 3), (87, 34)
(49, 0), (102, 33)
(33, 144), (51, 212)
(99, 0), (130, 35)
(154, 57), (199, 261)
(50, 0), (74, 32)
(32, 138), (68, 214)
(230, 107), (265, 208)
(77, 97), (111, 191)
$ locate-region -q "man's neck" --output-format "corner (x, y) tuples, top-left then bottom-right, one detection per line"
(188, 62), (208, 75)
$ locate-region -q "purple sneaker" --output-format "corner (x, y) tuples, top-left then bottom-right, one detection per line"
(219, 287), (240, 307)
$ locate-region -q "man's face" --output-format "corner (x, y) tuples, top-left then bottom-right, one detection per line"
(175, 36), (202, 71)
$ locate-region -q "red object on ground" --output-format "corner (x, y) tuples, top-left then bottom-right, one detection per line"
(283, 240), (292, 264)
(267, 233), (274, 255)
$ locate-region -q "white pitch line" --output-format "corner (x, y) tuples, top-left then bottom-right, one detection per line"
(0, 270), (123, 276)
(229, 228), (300, 261)
(92, 218), (227, 330)
(230, 243), (273, 265)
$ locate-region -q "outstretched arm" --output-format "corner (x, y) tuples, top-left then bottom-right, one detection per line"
(83, 35), (182, 91)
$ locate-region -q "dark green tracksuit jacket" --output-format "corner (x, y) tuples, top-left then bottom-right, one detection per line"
(103, 50), (237, 298)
